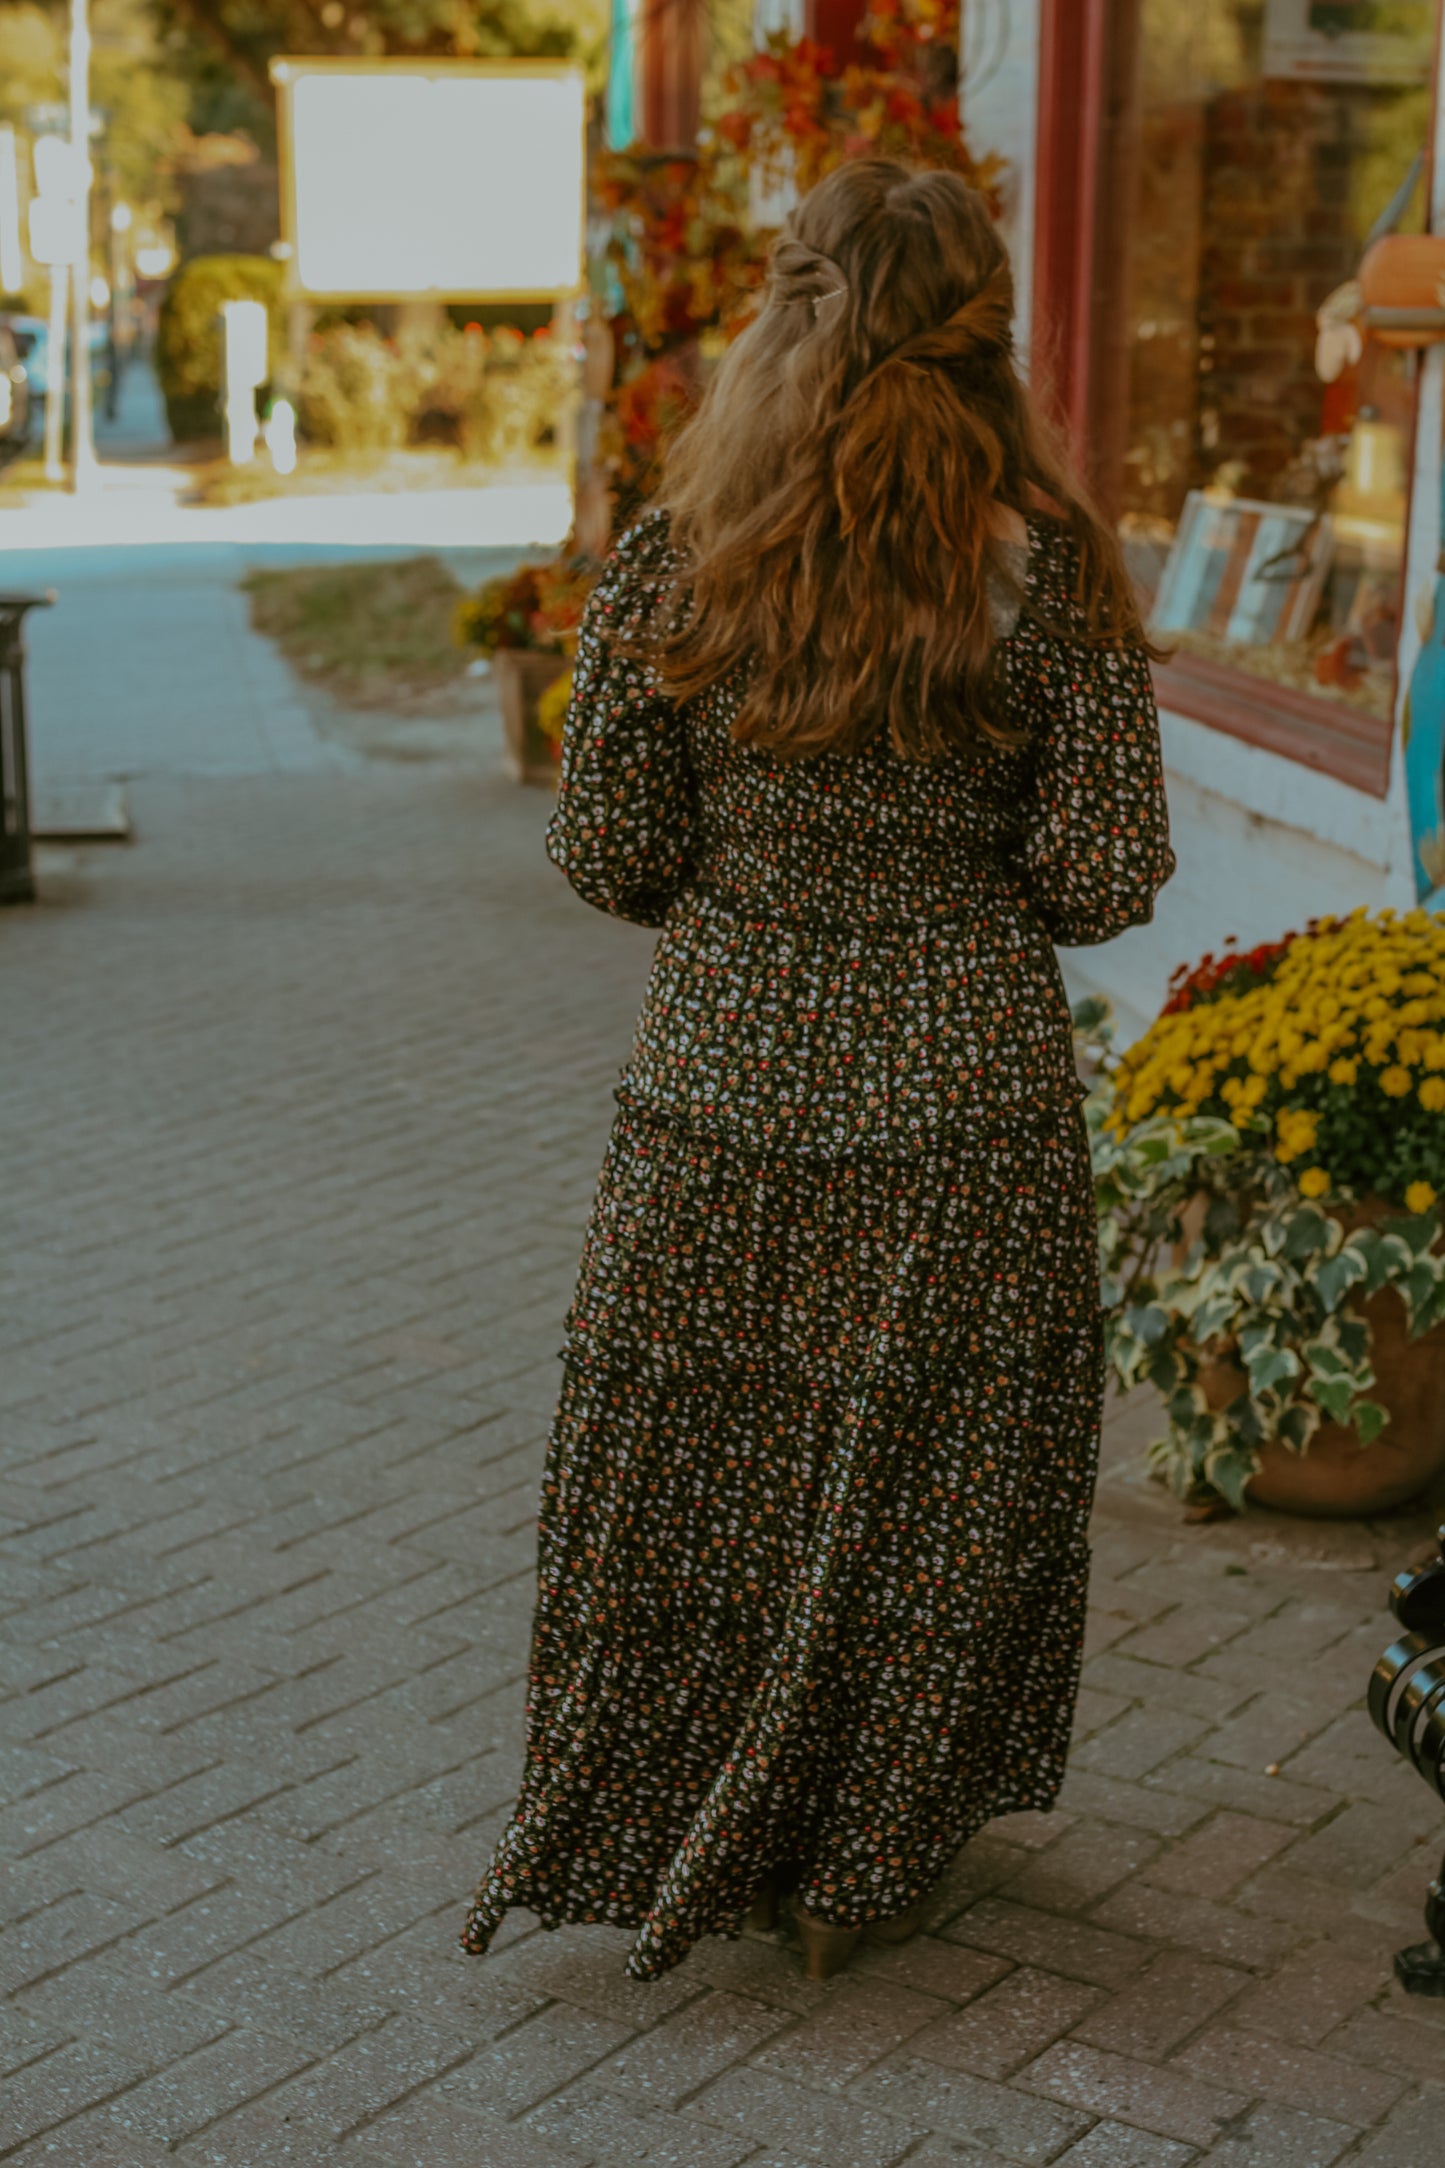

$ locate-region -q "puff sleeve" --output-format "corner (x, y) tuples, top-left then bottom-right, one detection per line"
(544, 516), (699, 929)
(1012, 579), (1176, 948)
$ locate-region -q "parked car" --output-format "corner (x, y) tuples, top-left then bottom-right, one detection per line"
(8, 315), (50, 400)
(0, 318), (32, 454)
(8, 314), (109, 408)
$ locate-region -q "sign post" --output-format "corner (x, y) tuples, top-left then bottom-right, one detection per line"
(221, 300), (268, 465)
(67, 0), (96, 493)
(28, 139), (85, 487)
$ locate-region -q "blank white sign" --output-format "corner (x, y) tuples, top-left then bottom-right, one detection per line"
(286, 65), (585, 299)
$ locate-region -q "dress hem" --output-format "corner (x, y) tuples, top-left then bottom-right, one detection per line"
(459, 1779), (1069, 1980)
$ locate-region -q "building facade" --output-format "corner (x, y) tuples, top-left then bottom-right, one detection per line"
(967, 0), (1445, 1034)
(617, 1), (1445, 1033)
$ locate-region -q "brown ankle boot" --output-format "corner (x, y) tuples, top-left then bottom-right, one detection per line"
(866, 1896), (929, 1944)
(794, 1905), (863, 1981)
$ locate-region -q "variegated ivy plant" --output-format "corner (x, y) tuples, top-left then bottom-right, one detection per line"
(1074, 997), (1445, 1510)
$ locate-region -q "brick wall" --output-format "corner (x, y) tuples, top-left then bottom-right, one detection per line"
(1196, 79), (1387, 497)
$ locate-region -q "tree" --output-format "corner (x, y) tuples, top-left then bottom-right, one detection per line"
(94, 0), (191, 213)
(149, 0), (608, 118)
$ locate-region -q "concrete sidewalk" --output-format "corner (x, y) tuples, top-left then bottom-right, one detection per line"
(6, 535), (527, 794)
(1, 590), (1443, 2165)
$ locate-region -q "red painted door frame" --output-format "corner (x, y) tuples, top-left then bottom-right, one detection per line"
(1032, 0), (1142, 514)
(807, 0), (870, 64)
(639, 0), (705, 150)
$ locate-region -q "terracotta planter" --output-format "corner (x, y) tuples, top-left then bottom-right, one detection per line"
(492, 648), (567, 787)
(1191, 1198), (1445, 1518)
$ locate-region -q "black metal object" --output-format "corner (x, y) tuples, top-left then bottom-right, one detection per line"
(0, 591), (54, 907)
(1369, 1526), (1445, 1997)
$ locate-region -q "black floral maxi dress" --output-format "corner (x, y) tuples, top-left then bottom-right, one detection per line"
(461, 508), (1175, 1981)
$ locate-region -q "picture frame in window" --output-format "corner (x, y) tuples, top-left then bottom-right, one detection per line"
(1150, 492), (1335, 652)
(1263, 0), (1435, 88)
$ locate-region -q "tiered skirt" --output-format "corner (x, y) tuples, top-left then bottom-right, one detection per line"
(462, 1086), (1103, 1979)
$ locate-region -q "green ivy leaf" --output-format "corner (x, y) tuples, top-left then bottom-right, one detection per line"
(1244, 1343), (1301, 1396)
(1146, 1343), (1183, 1394)
(1351, 1399), (1390, 1446)
(1204, 1439), (1260, 1511)
(1307, 1374), (1355, 1423)
(1313, 1249), (1369, 1313)
(1276, 1401), (1320, 1454)
(1242, 1261), (1287, 1305)
(1395, 1261), (1442, 1333)
(1071, 995), (1112, 1036)
(1336, 1316), (1372, 1367)
(1124, 1303), (1171, 1348)
(1383, 1211), (1440, 1259)
(1231, 1394), (1266, 1445)
(1281, 1206), (1330, 1261)
(1195, 1120), (1243, 1155)
(1204, 1195), (1242, 1247)
(1408, 1278), (1445, 1339)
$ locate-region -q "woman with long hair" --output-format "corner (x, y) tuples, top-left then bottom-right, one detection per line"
(462, 158), (1174, 1983)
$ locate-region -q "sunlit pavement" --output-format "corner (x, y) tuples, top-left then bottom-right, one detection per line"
(0, 460), (574, 555)
(2, 458), (1444, 2166)
(2, 354), (573, 557)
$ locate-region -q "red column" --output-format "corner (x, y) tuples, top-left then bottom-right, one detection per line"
(807, 0), (870, 64)
(1033, 0), (1143, 514)
(639, 0), (705, 150)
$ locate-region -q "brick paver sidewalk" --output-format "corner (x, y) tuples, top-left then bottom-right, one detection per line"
(3, 745), (1443, 2167)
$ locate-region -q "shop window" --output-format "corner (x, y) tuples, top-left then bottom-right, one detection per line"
(1042, 0), (1438, 792)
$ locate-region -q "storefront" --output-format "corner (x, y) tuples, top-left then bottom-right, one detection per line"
(616, 1), (1445, 1028)
(967, 0), (1445, 1028)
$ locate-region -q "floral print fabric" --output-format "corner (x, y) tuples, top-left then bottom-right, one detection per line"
(462, 509), (1174, 1978)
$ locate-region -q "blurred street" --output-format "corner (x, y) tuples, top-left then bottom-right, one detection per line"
(2, 564), (1444, 2167)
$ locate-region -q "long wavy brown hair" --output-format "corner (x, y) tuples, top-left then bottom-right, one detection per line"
(645, 158), (1148, 763)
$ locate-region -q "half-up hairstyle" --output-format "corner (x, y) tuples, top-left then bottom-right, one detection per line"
(645, 158), (1148, 763)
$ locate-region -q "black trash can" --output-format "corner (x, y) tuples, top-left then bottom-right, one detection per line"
(0, 591), (54, 907)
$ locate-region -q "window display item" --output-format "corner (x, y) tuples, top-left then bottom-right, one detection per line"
(1152, 493), (1332, 648)
(1358, 234), (1445, 344)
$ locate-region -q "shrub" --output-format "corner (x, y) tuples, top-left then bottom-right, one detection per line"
(297, 323), (413, 454)
(296, 319), (573, 461)
(155, 254), (285, 443)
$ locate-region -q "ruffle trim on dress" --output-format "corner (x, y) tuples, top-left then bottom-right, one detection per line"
(552, 1322), (1075, 1399)
(608, 1075), (1088, 1167)
(462, 1385), (1094, 1977)
(460, 1772), (1074, 1978)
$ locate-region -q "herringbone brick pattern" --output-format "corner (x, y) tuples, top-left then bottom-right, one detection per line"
(3, 758), (1443, 2165)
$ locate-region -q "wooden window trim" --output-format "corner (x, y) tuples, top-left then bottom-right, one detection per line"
(1151, 652), (1393, 800)
(1034, 0), (1404, 797)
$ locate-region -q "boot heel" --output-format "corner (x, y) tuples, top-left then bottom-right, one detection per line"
(866, 1898), (927, 1945)
(795, 1907), (862, 1981)
(744, 1879), (778, 1931)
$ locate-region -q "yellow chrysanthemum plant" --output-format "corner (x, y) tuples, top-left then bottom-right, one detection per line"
(1078, 907), (1445, 1511)
(535, 667), (574, 747)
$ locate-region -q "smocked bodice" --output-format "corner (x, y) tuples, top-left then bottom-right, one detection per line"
(545, 510), (1174, 1159)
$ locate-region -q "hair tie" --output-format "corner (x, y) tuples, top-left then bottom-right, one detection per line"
(769, 237), (850, 322)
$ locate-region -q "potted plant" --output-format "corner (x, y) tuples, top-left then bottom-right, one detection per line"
(1083, 907), (1445, 1518)
(454, 557), (596, 785)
